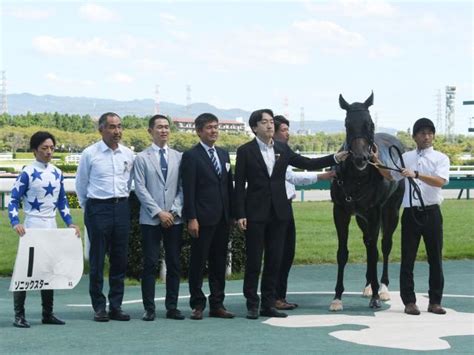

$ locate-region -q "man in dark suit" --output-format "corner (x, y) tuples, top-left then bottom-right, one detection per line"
(181, 113), (235, 320)
(235, 109), (348, 319)
(134, 114), (185, 321)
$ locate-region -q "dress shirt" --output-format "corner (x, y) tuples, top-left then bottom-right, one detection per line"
(152, 143), (168, 161)
(199, 141), (222, 173)
(391, 146), (450, 207)
(285, 166), (319, 200)
(255, 136), (275, 176)
(75, 140), (134, 209)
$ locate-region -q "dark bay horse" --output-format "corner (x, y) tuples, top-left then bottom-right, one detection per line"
(329, 93), (404, 311)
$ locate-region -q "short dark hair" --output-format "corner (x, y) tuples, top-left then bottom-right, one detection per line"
(195, 113), (219, 130)
(98, 112), (121, 129)
(274, 115), (290, 132)
(148, 114), (170, 129)
(248, 109), (274, 129)
(30, 131), (56, 151)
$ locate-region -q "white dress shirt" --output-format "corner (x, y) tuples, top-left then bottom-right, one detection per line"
(285, 166), (319, 200)
(255, 136), (275, 176)
(391, 146), (450, 207)
(75, 140), (135, 208)
(200, 141), (222, 173)
(152, 143), (168, 165)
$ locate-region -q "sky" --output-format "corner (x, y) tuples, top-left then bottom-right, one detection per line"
(1, 0), (473, 133)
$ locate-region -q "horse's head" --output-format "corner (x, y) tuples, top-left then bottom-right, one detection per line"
(339, 92), (375, 171)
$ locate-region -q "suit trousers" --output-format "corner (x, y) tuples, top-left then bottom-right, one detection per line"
(85, 198), (130, 312)
(244, 209), (288, 311)
(276, 210), (296, 301)
(400, 206), (444, 305)
(188, 216), (229, 311)
(141, 223), (183, 312)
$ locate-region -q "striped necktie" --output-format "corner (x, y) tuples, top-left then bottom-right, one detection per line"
(159, 148), (167, 181)
(208, 148), (221, 177)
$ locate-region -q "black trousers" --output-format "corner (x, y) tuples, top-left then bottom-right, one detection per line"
(244, 209), (288, 311)
(188, 217), (229, 311)
(276, 213), (296, 301)
(141, 223), (183, 312)
(85, 198), (131, 312)
(13, 290), (53, 316)
(400, 206), (444, 305)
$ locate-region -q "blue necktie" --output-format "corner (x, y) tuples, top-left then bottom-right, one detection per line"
(159, 148), (167, 181)
(208, 148), (221, 177)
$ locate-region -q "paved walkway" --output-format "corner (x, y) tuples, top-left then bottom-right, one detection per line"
(0, 261), (473, 354)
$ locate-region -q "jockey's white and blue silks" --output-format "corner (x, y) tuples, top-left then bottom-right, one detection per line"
(8, 161), (72, 227)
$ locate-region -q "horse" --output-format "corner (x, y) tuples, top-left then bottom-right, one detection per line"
(329, 92), (405, 311)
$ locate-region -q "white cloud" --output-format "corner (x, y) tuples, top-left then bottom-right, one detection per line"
(78, 3), (119, 22)
(304, 0), (397, 18)
(368, 43), (403, 59)
(5, 6), (54, 20)
(293, 20), (365, 48)
(135, 58), (166, 72)
(32, 35), (125, 58)
(159, 12), (177, 25)
(45, 72), (95, 86)
(109, 72), (134, 84)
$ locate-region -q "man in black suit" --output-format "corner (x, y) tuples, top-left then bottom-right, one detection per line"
(235, 109), (348, 319)
(181, 113), (235, 320)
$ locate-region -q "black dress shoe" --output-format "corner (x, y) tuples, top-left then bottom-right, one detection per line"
(94, 310), (110, 322)
(209, 308), (235, 319)
(13, 315), (30, 328)
(246, 309), (259, 320)
(109, 309), (131, 321)
(166, 309), (185, 320)
(190, 308), (203, 320)
(42, 313), (66, 325)
(428, 303), (446, 315)
(142, 310), (156, 321)
(260, 307), (288, 318)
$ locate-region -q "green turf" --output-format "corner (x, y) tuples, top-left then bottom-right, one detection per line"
(1, 200), (473, 276)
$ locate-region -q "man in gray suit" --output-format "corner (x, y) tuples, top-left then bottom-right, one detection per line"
(133, 114), (185, 321)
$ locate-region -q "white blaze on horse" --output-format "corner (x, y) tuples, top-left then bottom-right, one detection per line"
(329, 93), (404, 312)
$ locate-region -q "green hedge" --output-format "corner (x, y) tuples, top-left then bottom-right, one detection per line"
(56, 164), (78, 173)
(67, 192), (246, 280)
(0, 166), (15, 173)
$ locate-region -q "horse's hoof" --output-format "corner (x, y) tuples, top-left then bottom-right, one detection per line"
(362, 284), (372, 297)
(369, 296), (382, 309)
(329, 299), (343, 312)
(379, 283), (390, 301)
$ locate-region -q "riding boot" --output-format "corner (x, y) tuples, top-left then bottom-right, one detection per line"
(13, 291), (30, 328)
(41, 289), (54, 316)
(41, 290), (65, 325)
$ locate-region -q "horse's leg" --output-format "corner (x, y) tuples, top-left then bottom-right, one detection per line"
(357, 210), (382, 309)
(379, 182), (404, 300)
(329, 203), (350, 312)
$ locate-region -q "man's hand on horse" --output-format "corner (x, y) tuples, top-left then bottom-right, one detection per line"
(335, 151), (349, 163)
(370, 143), (380, 163)
(318, 171), (336, 180)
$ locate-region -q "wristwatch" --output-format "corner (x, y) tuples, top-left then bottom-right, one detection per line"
(414, 170), (419, 179)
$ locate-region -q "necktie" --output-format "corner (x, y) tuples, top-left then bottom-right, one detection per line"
(208, 148), (221, 177)
(159, 148), (167, 181)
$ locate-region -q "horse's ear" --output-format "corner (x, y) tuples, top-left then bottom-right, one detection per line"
(339, 94), (350, 111)
(364, 91), (374, 108)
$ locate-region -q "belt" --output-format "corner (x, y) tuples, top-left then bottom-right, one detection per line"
(406, 204), (439, 212)
(89, 197), (128, 204)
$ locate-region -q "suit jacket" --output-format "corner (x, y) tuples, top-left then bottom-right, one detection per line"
(181, 143), (233, 226)
(234, 138), (336, 222)
(133, 146), (184, 226)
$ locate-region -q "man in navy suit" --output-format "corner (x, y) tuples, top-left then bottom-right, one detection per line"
(181, 113), (235, 320)
(134, 114), (185, 321)
(234, 109), (348, 319)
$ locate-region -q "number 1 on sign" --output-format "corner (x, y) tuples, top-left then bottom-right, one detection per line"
(27, 247), (34, 277)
